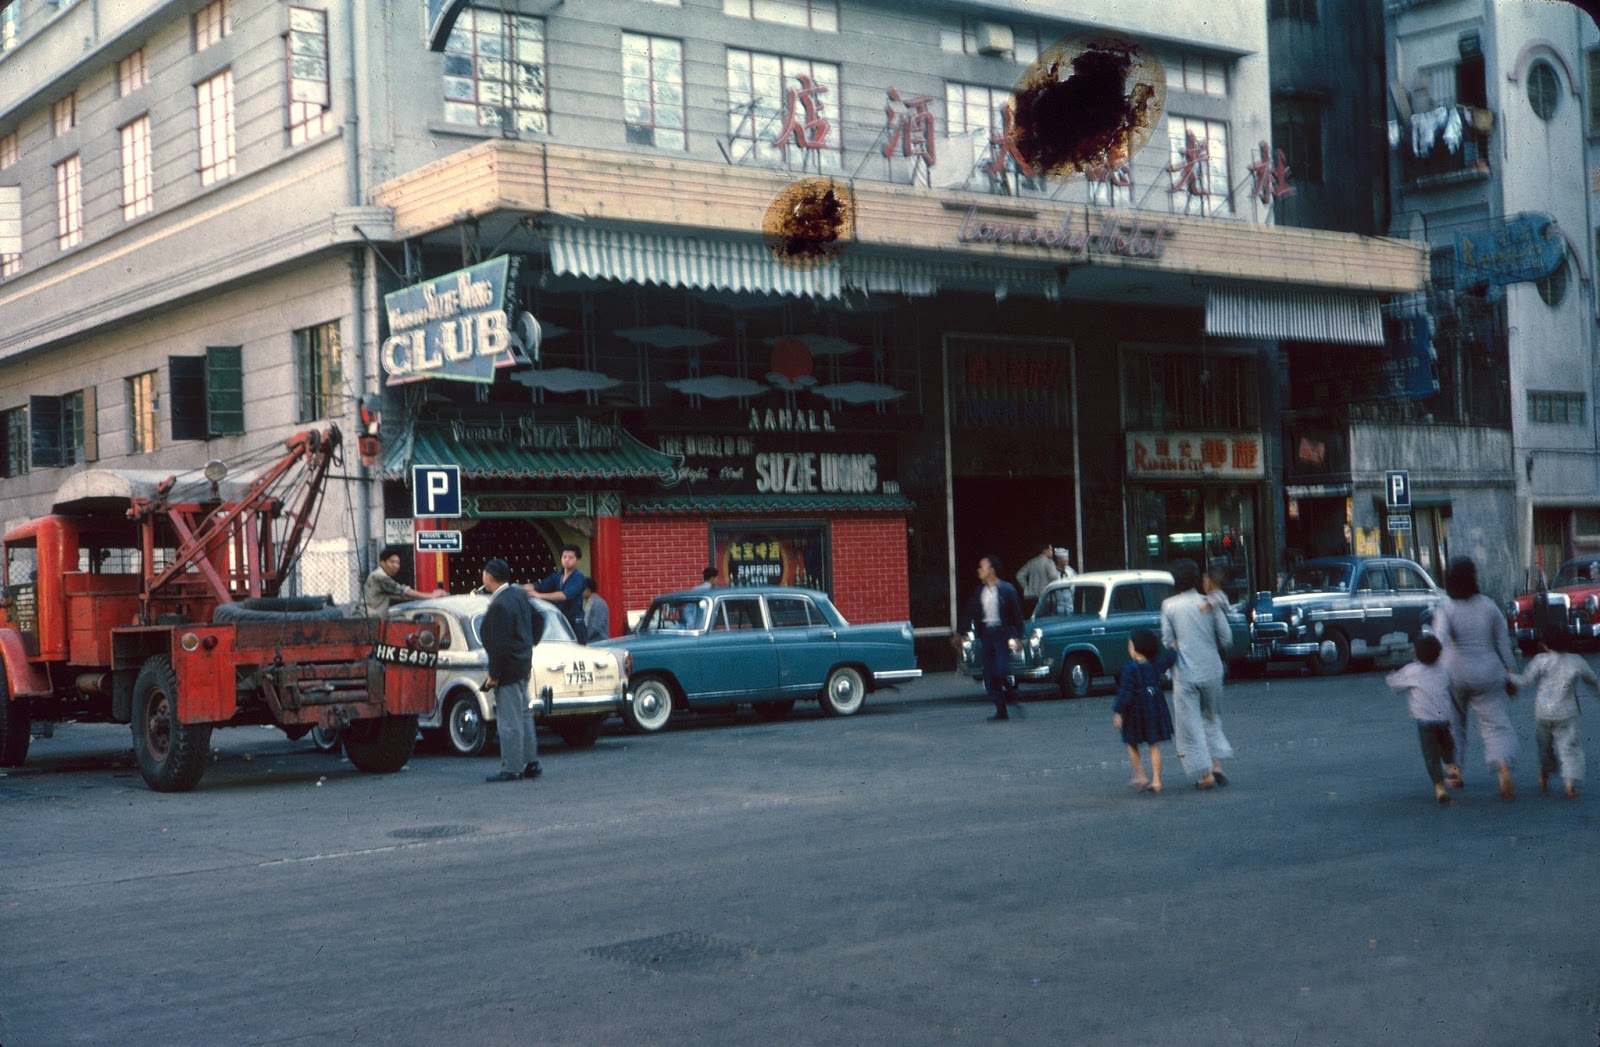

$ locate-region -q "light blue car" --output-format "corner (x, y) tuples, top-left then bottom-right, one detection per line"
(591, 586), (920, 732)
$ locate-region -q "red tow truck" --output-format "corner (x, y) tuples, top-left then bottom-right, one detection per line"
(0, 427), (439, 791)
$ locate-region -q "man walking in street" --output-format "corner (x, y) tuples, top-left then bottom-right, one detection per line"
(966, 554), (1025, 721)
(1017, 542), (1061, 615)
(361, 544), (445, 618)
(529, 543), (586, 637)
(481, 558), (541, 783)
(582, 576), (610, 644)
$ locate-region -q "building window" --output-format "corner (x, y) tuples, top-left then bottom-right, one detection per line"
(118, 49), (150, 96)
(946, 82), (1008, 138)
(622, 33), (686, 150)
(287, 7), (335, 145)
(1527, 59), (1560, 122)
(120, 116), (155, 220)
(1123, 350), (1260, 431)
(1528, 390), (1584, 425)
(294, 323), (343, 423)
(725, 50), (841, 170)
(1178, 55), (1227, 97)
(1268, 0), (1317, 23)
(1587, 49), (1600, 134)
(1, 406), (28, 478)
(0, 184), (19, 280)
(195, 0), (230, 51)
(443, 9), (547, 135)
(170, 347), (245, 439)
(723, 0), (837, 32)
(1167, 116), (1231, 215)
(29, 389), (95, 467)
(1, 5), (16, 53)
(1272, 97), (1323, 184)
(196, 70), (237, 186)
(127, 371), (160, 454)
(939, 18), (1037, 62)
(0, 130), (16, 169)
(55, 155), (83, 249)
(52, 93), (77, 137)
(1535, 257), (1570, 307)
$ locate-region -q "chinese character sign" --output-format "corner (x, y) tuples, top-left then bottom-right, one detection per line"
(1126, 431), (1265, 479)
(773, 74), (831, 158)
(984, 103), (1036, 180)
(1247, 141), (1295, 207)
(883, 88), (937, 167)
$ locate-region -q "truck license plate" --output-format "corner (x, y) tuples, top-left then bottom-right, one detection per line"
(374, 643), (437, 668)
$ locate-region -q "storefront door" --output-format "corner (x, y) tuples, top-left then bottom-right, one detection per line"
(1129, 485), (1258, 602)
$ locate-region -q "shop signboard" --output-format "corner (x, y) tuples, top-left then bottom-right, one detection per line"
(1125, 432), (1264, 480)
(646, 413), (902, 499)
(1453, 213), (1565, 289)
(381, 257), (519, 385)
(711, 524), (830, 592)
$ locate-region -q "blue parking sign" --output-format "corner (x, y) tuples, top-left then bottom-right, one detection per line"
(1385, 470), (1411, 511)
(412, 465), (462, 518)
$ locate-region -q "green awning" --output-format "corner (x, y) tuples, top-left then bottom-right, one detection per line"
(625, 493), (915, 515)
(380, 422), (681, 482)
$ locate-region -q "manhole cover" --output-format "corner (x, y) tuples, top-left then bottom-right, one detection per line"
(587, 931), (753, 974)
(388, 824), (478, 840)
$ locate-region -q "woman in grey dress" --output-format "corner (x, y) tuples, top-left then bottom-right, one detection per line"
(1432, 556), (1519, 800)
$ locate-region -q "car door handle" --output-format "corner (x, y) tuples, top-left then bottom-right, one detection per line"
(1091, 627), (1105, 635)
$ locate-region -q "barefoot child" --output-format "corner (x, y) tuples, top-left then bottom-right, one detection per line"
(1113, 628), (1176, 793)
(1508, 632), (1592, 799)
(1385, 635), (1461, 804)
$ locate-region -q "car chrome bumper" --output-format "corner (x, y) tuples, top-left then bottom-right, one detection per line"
(872, 669), (924, 684)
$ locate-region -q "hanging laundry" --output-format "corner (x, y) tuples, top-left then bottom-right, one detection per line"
(1441, 106), (1464, 154)
(1410, 107), (1448, 157)
(1387, 120), (1401, 149)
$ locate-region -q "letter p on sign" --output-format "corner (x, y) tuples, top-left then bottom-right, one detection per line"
(412, 465), (462, 518)
(1385, 470), (1410, 511)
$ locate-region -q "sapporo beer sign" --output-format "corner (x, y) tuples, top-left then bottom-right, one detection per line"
(382, 257), (518, 385)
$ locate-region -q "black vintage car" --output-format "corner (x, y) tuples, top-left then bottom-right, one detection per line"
(1245, 556), (1442, 675)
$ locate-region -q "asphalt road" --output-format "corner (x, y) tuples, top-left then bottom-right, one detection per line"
(1, 665), (1596, 1046)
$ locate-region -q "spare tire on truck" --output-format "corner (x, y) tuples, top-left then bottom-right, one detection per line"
(212, 596), (345, 623)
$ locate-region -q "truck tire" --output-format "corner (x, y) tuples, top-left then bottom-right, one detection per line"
(0, 673), (30, 767)
(132, 655), (213, 792)
(212, 601), (345, 623)
(342, 715), (418, 773)
(552, 714), (606, 748)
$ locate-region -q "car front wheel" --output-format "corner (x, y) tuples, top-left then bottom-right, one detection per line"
(819, 667), (866, 717)
(1309, 629), (1350, 676)
(624, 677), (674, 733)
(444, 690), (490, 756)
(1059, 656), (1093, 700)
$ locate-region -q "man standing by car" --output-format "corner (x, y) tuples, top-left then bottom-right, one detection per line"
(967, 555), (1025, 721)
(1017, 542), (1061, 615)
(481, 558), (540, 783)
(362, 544), (445, 618)
(582, 576), (609, 644)
(529, 543), (586, 637)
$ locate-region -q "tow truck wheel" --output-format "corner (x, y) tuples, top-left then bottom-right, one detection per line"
(0, 674), (30, 767)
(342, 715), (419, 774)
(131, 656), (212, 792)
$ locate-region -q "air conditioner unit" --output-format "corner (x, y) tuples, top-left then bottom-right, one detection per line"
(975, 22), (1014, 56)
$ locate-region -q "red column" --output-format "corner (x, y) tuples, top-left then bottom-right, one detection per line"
(593, 497), (623, 640)
(413, 518), (447, 592)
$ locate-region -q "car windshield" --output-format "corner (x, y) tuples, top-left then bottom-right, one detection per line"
(1554, 560), (1600, 587)
(638, 597), (711, 632)
(1281, 564), (1352, 594)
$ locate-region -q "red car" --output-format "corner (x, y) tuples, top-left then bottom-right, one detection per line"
(1507, 557), (1600, 655)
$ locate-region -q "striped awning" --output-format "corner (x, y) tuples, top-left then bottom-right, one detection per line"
(379, 423), (681, 483)
(546, 224), (1063, 301)
(1205, 288), (1385, 346)
(549, 224), (841, 298)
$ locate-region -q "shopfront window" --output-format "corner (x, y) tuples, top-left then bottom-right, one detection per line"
(1130, 485), (1256, 602)
(712, 523), (829, 592)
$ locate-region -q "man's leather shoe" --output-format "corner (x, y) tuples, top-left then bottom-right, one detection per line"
(485, 771), (522, 783)
(522, 762), (543, 780)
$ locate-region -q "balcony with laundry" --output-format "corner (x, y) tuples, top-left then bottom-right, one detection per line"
(1390, 36), (1494, 188)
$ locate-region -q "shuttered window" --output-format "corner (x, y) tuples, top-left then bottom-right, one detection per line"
(170, 346), (245, 440)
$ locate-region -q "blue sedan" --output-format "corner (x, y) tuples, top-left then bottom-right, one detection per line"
(592, 587), (921, 732)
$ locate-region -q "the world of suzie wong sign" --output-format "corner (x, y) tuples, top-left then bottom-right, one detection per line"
(381, 257), (518, 385)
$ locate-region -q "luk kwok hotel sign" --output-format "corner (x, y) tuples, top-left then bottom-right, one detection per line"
(381, 258), (519, 385)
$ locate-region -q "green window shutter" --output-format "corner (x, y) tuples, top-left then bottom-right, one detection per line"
(28, 395), (62, 468)
(169, 356), (208, 442)
(205, 345), (244, 435)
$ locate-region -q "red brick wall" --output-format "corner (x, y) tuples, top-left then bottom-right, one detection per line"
(618, 515), (910, 625)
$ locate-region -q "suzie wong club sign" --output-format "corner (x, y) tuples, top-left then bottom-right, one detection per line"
(382, 257), (519, 385)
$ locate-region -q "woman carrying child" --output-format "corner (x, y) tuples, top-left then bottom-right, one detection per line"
(1112, 628), (1177, 793)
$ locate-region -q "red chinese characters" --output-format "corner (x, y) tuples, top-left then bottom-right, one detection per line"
(773, 74), (831, 158)
(1166, 130), (1211, 201)
(1247, 141), (1295, 207)
(883, 87), (936, 167)
(984, 104), (1036, 179)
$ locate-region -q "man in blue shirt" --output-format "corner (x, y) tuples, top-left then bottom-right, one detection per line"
(529, 543), (586, 637)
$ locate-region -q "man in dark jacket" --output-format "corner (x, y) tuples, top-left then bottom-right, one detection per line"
(480, 558), (540, 783)
(966, 554), (1025, 721)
